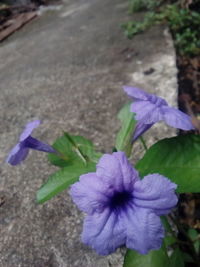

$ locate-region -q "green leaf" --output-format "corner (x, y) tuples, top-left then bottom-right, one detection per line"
(123, 247), (170, 267)
(164, 235), (177, 247)
(48, 133), (101, 167)
(36, 162), (95, 203)
(115, 103), (136, 156)
(170, 248), (185, 267)
(136, 134), (200, 193)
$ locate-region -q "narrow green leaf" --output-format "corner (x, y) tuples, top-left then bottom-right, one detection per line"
(115, 103), (136, 156)
(136, 134), (200, 193)
(48, 133), (101, 167)
(123, 247), (170, 267)
(36, 162), (95, 203)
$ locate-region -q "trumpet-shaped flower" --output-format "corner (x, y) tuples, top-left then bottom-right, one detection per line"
(70, 152), (177, 255)
(123, 86), (194, 140)
(6, 120), (55, 165)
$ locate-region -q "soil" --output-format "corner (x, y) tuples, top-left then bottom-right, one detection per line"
(178, 55), (200, 117)
(173, 3), (200, 264)
(176, 53), (200, 232)
(168, 2), (200, 265)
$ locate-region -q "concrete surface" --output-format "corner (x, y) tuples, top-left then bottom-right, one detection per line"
(0, 0), (177, 266)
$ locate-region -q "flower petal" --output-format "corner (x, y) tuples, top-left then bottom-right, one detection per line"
(125, 207), (164, 254)
(25, 136), (55, 153)
(162, 106), (194, 130)
(130, 101), (156, 121)
(131, 101), (163, 124)
(96, 154), (122, 192)
(123, 86), (150, 100)
(6, 143), (29, 165)
(96, 152), (138, 192)
(19, 120), (41, 141)
(133, 122), (153, 141)
(133, 174), (178, 215)
(113, 152), (139, 191)
(82, 208), (126, 255)
(70, 173), (111, 215)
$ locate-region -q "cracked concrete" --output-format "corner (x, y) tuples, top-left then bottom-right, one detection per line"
(0, 0), (177, 266)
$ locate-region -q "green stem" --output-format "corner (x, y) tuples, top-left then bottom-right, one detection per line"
(139, 136), (148, 151)
(162, 216), (177, 238)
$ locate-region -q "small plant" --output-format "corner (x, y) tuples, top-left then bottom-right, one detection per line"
(121, 12), (156, 39)
(6, 86), (200, 267)
(123, 2), (200, 56)
(167, 6), (200, 55)
(128, 0), (163, 12)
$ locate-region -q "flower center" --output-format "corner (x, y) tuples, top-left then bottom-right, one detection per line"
(109, 191), (132, 211)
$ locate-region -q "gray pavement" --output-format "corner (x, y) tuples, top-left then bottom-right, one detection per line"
(0, 0), (177, 266)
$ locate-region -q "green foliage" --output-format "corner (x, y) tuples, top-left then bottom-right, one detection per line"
(161, 216), (177, 247)
(36, 162), (95, 203)
(122, 12), (156, 39)
(170, 248), (185, 267)
(48, 132), (101, 167)
(129, 0), (146, 12)
(136, 134), (200, 193)
(123, 247), (170, 267)
(37, 132), (101, 203)
(115, 103), (137, 156)
(187, 228), (200, 254)
(123, 3), (200, 56)
(167, 6), (200, 56)
(129, 0), (162, 13)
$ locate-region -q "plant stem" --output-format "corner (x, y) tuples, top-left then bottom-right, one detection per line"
(139, 136), (148, 151)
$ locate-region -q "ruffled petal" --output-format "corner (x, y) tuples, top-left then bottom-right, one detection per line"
(82, 208), (126, 255)
(96, 152), (138, 192)
(133, 174), (178, 215)
(162, 106), (194, 130)
(19, 120), (41, 141)
(133, 122), (153, 141)
(96, 153), (123, 192)
(70, 173), (111, 215)
(6, 143), (29, 165)
(125, 206), (164, 254)
(113, 152), (139, 191)
(123, 86), (150, 100)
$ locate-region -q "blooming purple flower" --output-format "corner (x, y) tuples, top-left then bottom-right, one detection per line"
(6, 120), (55, 165)
(70, 152), (177, 255)
(123, 86), (194, 140)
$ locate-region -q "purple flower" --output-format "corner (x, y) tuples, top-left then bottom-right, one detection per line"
(123, 86), (194, 140)
(70, 152), (177, 255)
(6, 120), (55, 165)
